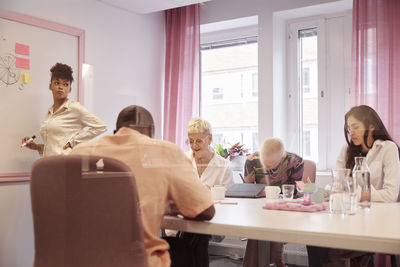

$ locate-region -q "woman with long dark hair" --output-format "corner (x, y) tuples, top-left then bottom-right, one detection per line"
(307, 105), (400, 267)
(337, 104), (400, 202)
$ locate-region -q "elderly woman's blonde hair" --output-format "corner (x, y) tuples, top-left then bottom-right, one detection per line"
(187, 118), (212, 135)
(259, 137), (285, 164)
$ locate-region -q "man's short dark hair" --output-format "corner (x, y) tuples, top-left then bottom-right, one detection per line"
(116, 105), (154, 132)
(50, 63), (74, 83)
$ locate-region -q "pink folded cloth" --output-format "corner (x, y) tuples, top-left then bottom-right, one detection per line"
(263, 201), (329, 212)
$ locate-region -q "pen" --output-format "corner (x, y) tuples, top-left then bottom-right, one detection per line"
(213, 200), (238, 205)
(239, 173), (245, 183)
(21, 135), (36, 147)
(220, 200), (238, 205)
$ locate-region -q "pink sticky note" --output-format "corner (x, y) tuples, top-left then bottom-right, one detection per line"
(16, 57), (30, 69)
(15, 43), (30, 56)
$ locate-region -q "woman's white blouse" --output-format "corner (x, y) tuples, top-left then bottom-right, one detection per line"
(336, 140), (400, 202)
(185, 151), (233, 189)
(39, 99), (107, 157)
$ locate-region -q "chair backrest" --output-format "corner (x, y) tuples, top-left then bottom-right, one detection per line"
(397, 188), (400, 202)
(30, 155), (147, 267)
(302, 159), (316, 183)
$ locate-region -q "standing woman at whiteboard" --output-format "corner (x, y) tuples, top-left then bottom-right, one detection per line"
(21, 63), (107, 156)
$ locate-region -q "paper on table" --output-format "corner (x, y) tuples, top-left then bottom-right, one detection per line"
(303, 183), (316, 192)
(214, 200), (238, 205)
(311, 188), (326, 203)
(296, 180), (316, 192)
(263, 201), (328, 212)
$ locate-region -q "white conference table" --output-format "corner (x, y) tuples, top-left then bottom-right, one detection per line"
(161, 198), (400, 257)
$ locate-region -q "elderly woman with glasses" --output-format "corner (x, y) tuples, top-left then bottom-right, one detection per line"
(185, 118), (233, 189)
(164, 118), (232, 267)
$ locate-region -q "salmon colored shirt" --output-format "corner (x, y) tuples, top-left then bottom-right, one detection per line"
(71, 127), (213, 267)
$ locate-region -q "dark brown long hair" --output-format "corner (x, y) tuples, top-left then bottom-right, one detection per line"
(344, 105), (400, 170)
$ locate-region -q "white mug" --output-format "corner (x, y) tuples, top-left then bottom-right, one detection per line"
(211, 185), (226, 200)
(265, 186), (281, 199)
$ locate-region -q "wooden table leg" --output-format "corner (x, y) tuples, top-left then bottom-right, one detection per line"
(257, 240), (270, 267)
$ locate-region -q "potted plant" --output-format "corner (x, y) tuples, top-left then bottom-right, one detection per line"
(215, 142), (249, 171)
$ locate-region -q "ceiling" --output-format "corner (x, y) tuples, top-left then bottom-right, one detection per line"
(97, 0), (212, 14)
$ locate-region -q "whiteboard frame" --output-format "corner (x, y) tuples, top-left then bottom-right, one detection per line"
(0, 12), (85, 182)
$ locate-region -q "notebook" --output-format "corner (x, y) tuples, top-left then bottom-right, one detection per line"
(225, 183), (265, 198)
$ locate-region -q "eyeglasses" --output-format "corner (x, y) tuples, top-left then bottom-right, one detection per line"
(185, 135), (209, 146)
(346, 124), (362, 133)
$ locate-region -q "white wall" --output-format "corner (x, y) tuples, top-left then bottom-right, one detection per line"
(0, 1), (165, 266)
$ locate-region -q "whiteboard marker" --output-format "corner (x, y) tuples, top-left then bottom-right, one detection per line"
(21, 135), (36, 147)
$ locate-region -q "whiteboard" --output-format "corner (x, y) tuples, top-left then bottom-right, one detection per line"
(0, 12), (84, 181)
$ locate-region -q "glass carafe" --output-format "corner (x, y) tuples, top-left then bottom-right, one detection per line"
(352, 157), (371, 209)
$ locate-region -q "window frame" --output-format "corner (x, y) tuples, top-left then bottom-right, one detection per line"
(287, 19), (328, 170)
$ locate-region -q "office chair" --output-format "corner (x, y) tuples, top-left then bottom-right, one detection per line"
(30, 155), (147, 267)
(302, 159), (316, 183)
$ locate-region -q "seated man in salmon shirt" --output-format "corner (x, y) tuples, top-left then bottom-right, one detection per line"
(71, 105), (215, 267)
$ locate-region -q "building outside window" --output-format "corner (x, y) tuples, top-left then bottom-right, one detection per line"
(251, 72), (258, 97)
(201, 40), (258, 153)
(302, 67), (310, 93)
(212, 87), (224, 100)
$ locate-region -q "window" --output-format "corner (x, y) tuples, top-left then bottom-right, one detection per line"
(288, 16), (352, 170)
(299, 28), (318, 162)
(252, 132), (259, 153)
(213, 133), (224, 145)
(212, 87), (223, 100)
(201, 39), (258, 153)
(304, 130), (311, 156)
(302, 67), (310, 93)
(252, 73), (258, 97)
(288, 21), (325, 168)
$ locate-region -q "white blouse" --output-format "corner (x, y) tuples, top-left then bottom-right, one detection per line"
(39, 99), (107, 157)
(336, 140), (400, 202)
(185, 151), (233, 189)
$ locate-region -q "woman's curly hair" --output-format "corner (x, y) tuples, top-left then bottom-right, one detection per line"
(50, 62), (74, 83)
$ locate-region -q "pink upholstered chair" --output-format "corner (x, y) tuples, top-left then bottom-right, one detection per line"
(302, 159), (316, 183)
(30, 155), (147, 267)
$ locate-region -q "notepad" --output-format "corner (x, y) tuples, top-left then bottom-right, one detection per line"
(225, 183), (265, 198)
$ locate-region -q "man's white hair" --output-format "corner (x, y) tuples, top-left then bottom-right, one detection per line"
(259, 137), (285, 164)
(187, 118), (212, 135)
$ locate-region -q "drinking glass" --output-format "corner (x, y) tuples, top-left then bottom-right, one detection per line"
(282, 184), (295, 200)
(329, 169), (349, 214)
(338, 169), (357, 215)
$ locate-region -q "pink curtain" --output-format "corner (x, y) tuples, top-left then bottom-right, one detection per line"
(163, 4), (200, 149)
(351, 0), (400, 143)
